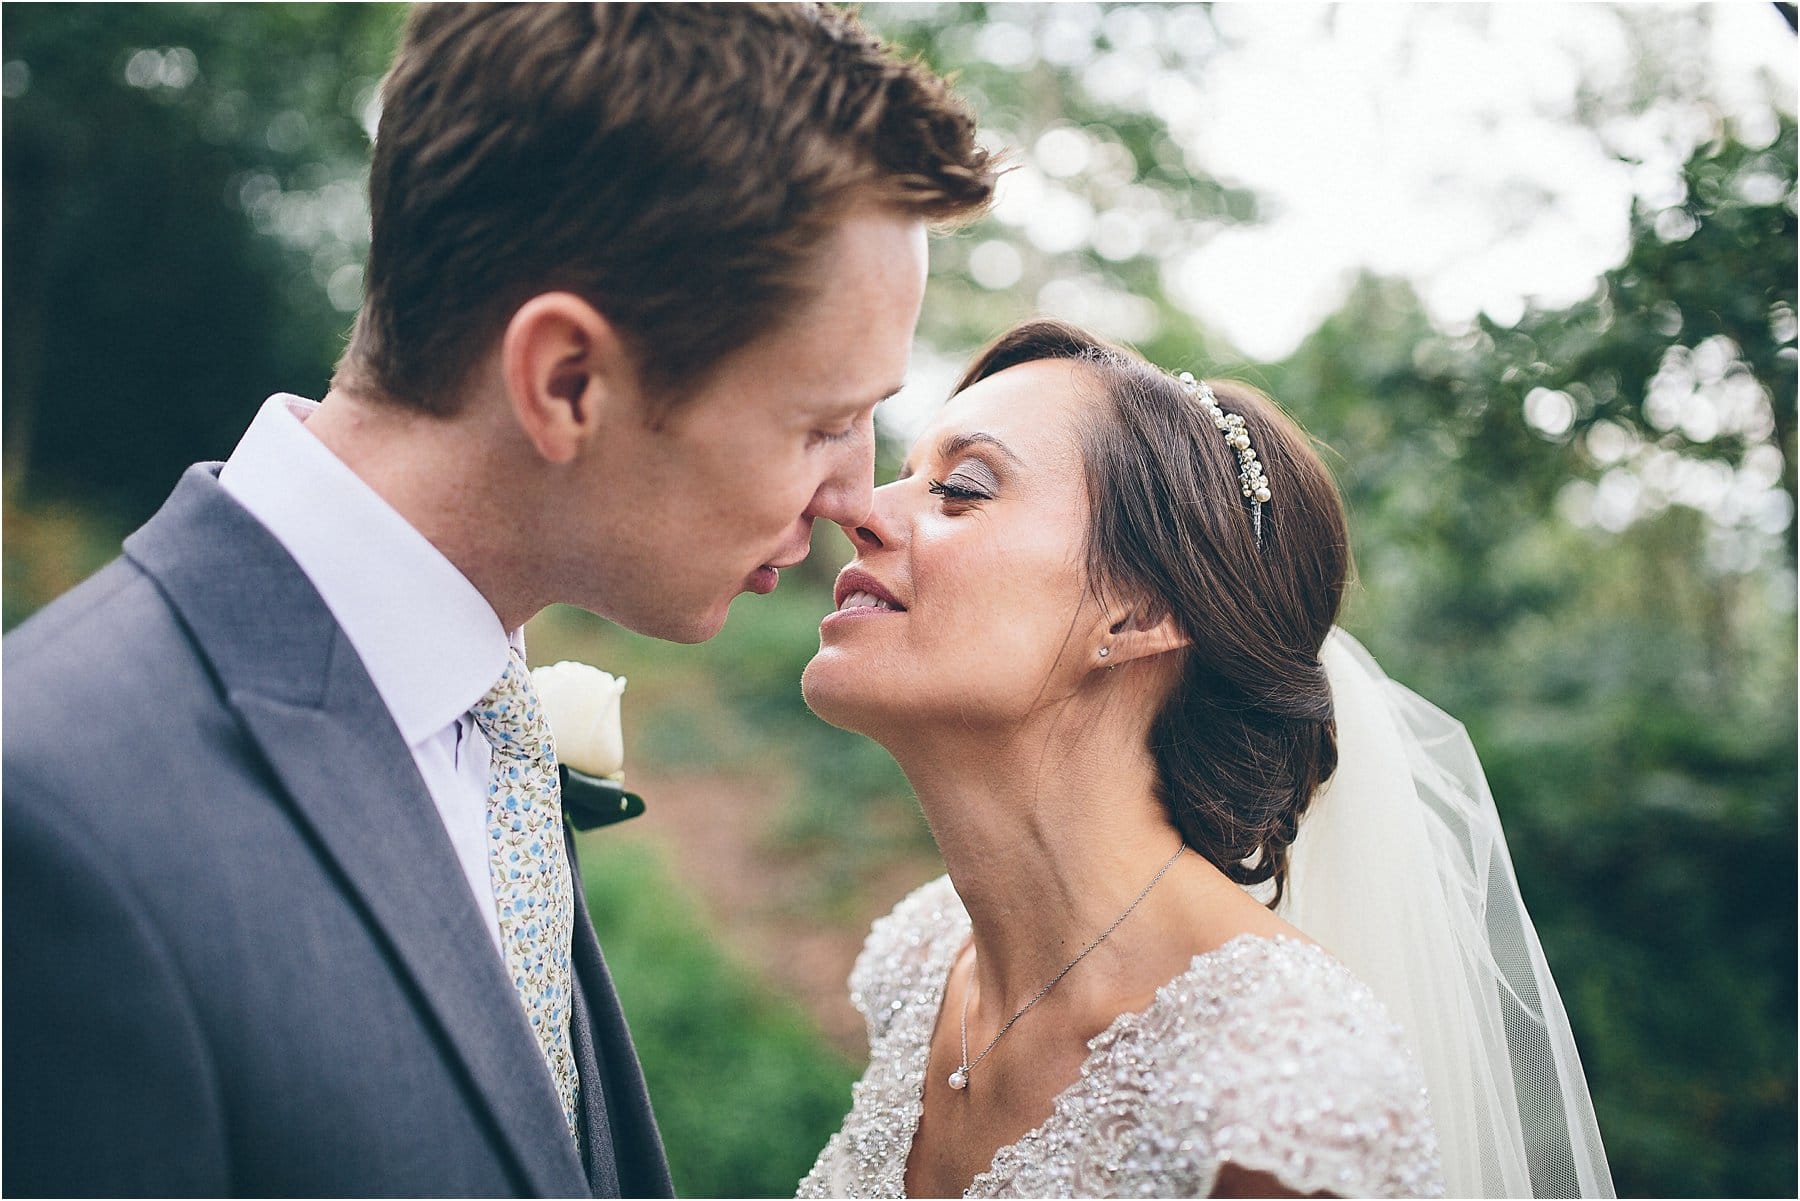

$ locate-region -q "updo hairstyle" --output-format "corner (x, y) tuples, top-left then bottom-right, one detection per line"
(953, 319), (1351, 908)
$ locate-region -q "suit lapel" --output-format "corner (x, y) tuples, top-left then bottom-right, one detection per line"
(567, 836), (675, 1198)
(564, 877), (621, 1196)
(125, 466), (588, 1198)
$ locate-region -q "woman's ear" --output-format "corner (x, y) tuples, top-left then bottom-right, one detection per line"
(1095, 597), (1190, 671)
(499, 292), (639, 463)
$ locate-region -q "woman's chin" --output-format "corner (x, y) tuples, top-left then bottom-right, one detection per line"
(801, 652), (898, 737)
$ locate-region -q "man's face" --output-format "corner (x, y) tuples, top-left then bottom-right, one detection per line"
(564, 207), (929, 642)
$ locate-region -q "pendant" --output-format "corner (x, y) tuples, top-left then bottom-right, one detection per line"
(948, 1068), (968, 1091)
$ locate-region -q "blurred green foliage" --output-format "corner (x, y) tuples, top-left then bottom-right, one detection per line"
(579, 840), (858, 1199)
(4, 4), (1793, 1197)
(3, 3), (402, 520)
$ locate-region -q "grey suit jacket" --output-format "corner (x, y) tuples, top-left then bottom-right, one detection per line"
(2, 465), (675, 1198)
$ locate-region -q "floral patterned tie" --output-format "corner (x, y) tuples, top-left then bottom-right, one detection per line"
(470, 653), (581, 1145)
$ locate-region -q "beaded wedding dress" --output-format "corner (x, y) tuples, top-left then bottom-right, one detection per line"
(799, 629), (1613, 1199)
(797, 875), (1445, 1198)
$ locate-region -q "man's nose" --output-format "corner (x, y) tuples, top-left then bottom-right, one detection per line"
(803, 423), (877, 530)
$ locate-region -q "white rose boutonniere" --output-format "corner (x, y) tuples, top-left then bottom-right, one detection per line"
(531, 660), (627, 781)
(532, 660), (645, 830)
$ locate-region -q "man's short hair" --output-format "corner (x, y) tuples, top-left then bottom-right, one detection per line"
(335, 2), (997, 413)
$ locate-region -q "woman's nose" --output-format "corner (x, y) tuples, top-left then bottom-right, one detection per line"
(843, 481), (901, 554)
(844, 517), (884, 555)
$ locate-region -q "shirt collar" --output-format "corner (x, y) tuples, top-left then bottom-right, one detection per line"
(218, 394), (516, 745)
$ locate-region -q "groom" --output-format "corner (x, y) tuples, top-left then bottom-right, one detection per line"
(2, 5), (992, 1196)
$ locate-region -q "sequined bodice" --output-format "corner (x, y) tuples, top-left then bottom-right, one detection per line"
(799, 876), (1444, 1199)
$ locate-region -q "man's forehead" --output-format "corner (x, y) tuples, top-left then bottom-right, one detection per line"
(798, 211), (928, 322)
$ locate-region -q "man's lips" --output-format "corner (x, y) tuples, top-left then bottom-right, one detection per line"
(744, 543), (810, 597)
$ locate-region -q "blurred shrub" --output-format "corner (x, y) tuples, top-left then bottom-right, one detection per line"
(3, 3), (401, 525)
(578, 840), (857, 1198)
(2, 497), (127, 630)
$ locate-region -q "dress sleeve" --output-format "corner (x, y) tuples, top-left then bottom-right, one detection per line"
(1187, 943), (1444, 1198)
(847, 874), (960, 1048)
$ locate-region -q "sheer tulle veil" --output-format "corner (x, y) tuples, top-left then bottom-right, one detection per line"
(1273, 628), (1615, 1198)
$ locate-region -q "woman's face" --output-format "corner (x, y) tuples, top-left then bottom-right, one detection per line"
(803, 358), (1108, 736)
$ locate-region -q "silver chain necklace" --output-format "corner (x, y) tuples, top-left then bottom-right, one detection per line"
(948, 844), (1187, 1092)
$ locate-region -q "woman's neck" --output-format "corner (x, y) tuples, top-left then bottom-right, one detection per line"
(887, 703), (1210, 1017)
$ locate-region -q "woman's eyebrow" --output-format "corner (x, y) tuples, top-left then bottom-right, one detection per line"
(938, 431), (1022, 468)
(896, 430), (1021, 481)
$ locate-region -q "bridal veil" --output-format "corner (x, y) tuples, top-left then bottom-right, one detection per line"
(1276, 629), (1615, 1198)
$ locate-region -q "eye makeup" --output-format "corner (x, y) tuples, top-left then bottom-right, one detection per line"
(927, 476), (988, 503)
(932, 458), (999, 498)
(898, 430), (1018, 487)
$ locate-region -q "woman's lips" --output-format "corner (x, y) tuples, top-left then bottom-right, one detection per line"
(824, 566), (906, 630)
(831, 567), (906, 612)
(820, 592), (906, 630)
(820, 603), (902, 629)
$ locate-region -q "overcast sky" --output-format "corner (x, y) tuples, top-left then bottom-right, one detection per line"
(884, 3), (1797, 441)
(1170, 2), (1796, 360)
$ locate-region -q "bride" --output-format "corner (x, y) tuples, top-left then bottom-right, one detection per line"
(795, 319), (1614, 1198)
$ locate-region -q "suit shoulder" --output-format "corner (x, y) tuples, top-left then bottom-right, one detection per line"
(6, 555), (140, 658)
(6, 547), (214, 694)
(4, 555), (232, 825)
(5, 555), (182, 684)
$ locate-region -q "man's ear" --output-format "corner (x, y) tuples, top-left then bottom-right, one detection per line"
(499, 292), (638, 464)
(1096, 597), (1190, 671)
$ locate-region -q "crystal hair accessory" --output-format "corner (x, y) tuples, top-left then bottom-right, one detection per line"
(1177, 371), (1270, 547)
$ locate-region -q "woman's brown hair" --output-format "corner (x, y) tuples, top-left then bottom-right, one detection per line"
(954, 319), (1351, 908)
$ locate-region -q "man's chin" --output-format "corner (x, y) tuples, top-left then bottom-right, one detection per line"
(575, 578), (771, 644)
(586, 596), (730, 645)
(657, 605), (731, 645)
(688, 605), (733, 643)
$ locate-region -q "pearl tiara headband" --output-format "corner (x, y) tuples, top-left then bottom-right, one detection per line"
(1177, 371), (1271, 548)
